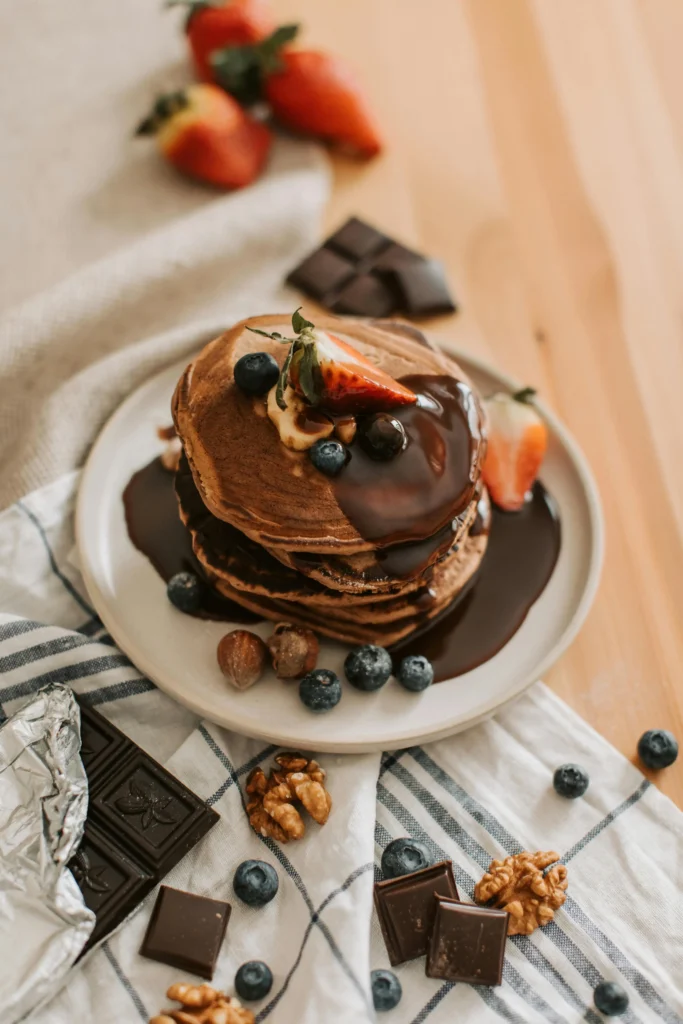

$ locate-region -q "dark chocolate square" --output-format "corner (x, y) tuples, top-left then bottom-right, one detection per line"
(426, 897), (508, 986)
(392, 258), (457, 317)
(374, 861), (458, 966)
(140, 885), (231, 979)
(371, 242), (423, 273)
(71, 824), (153, 949)
(286, 247), (356, 300)
(331, 273), (400, 318)
(79, 708), (131, 791)
(91, 752), (213, 871)
(327, 217), (390, 261)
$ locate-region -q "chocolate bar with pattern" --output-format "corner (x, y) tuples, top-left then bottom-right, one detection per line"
(70, 699), (219, 952)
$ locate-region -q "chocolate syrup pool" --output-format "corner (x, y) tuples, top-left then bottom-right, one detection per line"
(392, 482), (561, 679)
(123, 457), (259, 623)
(123, 457), (561, 681)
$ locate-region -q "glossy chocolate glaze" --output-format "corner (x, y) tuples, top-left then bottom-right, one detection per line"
(123, 457), (260, 623)
(392, 482), (561, 680)
(332, 375), (483, 547)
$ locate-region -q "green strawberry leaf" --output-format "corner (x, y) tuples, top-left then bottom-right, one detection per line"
(297, 342), (323, 405)
(211, 44), (264, 106)
(259, 23), (300, 74)
(292, 307), (315, 334)
(276, 343), (295, 410)
(246, 327), (292, 343)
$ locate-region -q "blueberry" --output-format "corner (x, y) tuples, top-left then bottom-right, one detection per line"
(233, 859), (279, 907)
(397, 655), (434, 692)
(309, 439), (347, 477)
(637, 729), (678, 770)
(358, 414), (407, 461)
(234, 352), (280, 396)
(344, 645), (392, 692)
(371, 969), (402, 1012)
(593, 981), (629, 1016)
(553, 763), (590, 799)
(166, 571), (203, 613)
(235, 961), (273, 1001)
(381, 837), (432, 879)
(299, 668), (342, 712)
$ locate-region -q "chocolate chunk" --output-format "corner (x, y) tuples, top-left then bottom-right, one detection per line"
(392, 258), (457, 317)
(285, 217), (458, 320)
(70, 701), (219, 953)
(426, 896), (508, 986)
(374, 860), (458, 966)
(331, 273), (399, 318)
(71, 824), (153, 948)
(140, 885), (231, 979)
(286, 247), (356, 300)
(327, 216), (390, 261)
(371, 242), (422, 273)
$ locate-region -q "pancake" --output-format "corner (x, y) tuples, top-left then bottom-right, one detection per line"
(172, 315), (486, 554)
(171, 314), (490, 645)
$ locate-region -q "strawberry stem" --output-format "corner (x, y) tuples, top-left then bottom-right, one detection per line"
(247, 309), (319, 410)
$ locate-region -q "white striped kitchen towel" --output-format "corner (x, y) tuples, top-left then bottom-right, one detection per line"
(1, 473), (682, 1024)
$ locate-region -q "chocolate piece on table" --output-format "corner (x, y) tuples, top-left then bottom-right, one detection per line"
(287, 246), (356, 301)
(326, 216), (390, 261)
(392, 258), (458, 317)
(374, 860), (458, 966)
(426, 896), (508, 986)
(371, 241), (423, 273)
(140, 885), (231, 979)
(286, 217), (458, 320)
(70, 700), (219, 953)
(331, 273), (400, 318)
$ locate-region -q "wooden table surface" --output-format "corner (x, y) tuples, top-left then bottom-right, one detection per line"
(272, 0), (683, 806)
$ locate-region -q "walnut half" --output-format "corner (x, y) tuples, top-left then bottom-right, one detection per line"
(150, 983), (254, 1024)
(245, 753), (332, 843)
(474, 850), (568, 936)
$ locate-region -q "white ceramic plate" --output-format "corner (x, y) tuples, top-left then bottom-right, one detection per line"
(76, 330), (604, 752)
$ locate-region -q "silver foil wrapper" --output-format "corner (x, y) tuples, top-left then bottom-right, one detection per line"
(0, 684), (94, 1022)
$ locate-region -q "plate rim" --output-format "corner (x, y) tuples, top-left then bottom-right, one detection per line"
(76, 324), (605, 751)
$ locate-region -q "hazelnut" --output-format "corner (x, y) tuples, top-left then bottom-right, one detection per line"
(267, 623), (319, 679)
(217, 630), (268, 690)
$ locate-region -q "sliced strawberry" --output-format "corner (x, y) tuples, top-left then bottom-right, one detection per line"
(482, 388), (548, 512)
(248, 310), (416, 414)
(299, 331), (416, 413)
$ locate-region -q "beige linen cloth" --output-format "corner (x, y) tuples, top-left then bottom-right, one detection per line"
(0, 0), (330, 508)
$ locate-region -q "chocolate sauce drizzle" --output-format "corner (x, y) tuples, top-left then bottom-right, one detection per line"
(331, 375), (482, 547)
(392, 483), (561, 679)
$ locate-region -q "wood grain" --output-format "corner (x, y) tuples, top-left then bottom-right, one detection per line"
(272, 0), (683, 805)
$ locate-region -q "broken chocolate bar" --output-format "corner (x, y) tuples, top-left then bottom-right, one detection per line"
(374, 860), (458, 966)
(286, 217), (458, 319)
(426, 896), (508, 986)
(70, 700), (219, 951)
(140, 885), (231, 979)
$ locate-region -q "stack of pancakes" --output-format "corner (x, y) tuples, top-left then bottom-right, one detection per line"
(172, 315), (490, 645)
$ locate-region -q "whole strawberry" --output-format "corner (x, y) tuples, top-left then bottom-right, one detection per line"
(482, 388), (548, 512)
(136, 84), (271, 189)
(168, 0), (275, 81)
(212, 25), (384, 157)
